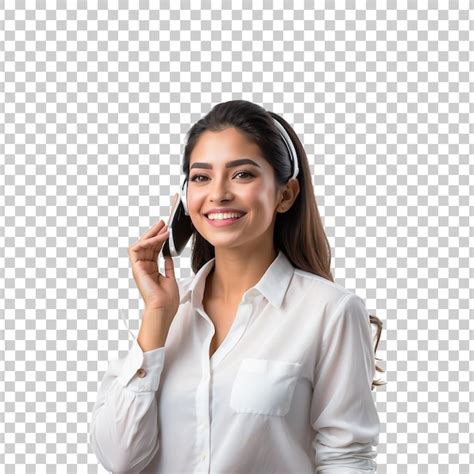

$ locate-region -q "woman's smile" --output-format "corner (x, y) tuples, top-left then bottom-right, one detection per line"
(204, 213), (247, 227)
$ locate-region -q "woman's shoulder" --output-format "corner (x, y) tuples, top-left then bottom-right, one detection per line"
(292, 267), (364, 313)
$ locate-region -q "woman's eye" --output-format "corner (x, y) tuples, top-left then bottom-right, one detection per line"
(190, 171), (254, 182)
(190, 174), (208, 183)
(234, 171), (254, 179)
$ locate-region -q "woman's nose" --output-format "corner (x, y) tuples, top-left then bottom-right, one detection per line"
(208, 176), (233, 199)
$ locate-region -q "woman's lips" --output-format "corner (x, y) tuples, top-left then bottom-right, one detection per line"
(204, 213), (246, 227)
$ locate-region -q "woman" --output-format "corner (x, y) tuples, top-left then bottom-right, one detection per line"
(90, 100), (385, 473)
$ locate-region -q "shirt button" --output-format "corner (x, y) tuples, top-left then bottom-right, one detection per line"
(200, 452), (207, 460)
(136, 368), (146, 378)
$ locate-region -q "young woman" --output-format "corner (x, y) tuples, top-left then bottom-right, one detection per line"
(90, 100), (385, 473)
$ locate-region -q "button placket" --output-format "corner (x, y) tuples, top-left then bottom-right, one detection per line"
(195, 357), (211, 469)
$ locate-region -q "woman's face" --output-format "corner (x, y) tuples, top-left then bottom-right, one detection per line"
(187, 127), (282, 251)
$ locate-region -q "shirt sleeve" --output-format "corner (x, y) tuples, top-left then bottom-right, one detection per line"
(89, 337), (166, 473)
(311, 293), (380, 473)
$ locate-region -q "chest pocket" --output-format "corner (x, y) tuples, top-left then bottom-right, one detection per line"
(229, 357), (302, 416)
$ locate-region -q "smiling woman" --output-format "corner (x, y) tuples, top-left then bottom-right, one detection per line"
(181, 100), (386, 455)
(90, 99), (386, 474)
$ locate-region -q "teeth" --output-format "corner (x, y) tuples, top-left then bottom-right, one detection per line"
(207, 212), (244, 220)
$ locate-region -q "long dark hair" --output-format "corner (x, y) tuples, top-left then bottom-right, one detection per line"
(181, 99), (385, 390)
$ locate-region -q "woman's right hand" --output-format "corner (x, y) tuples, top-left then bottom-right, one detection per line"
(128, 196), (180, 316)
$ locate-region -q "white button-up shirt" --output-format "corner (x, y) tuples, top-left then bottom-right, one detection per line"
(90, 250), (380, 473)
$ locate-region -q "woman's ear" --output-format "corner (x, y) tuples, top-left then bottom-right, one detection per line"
(277, 178), (300, 212)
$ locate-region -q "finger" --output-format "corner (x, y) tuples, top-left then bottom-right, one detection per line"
(129, 229), (168, 265)
(153, 227), (170, 262)
(164, 254), (175, 279)
(135, 229), (169, 248)
(129, 228), (169, 253)
(138, 219), (166, 241)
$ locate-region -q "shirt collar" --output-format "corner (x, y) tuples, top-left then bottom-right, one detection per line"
(178, 249), (294, 310)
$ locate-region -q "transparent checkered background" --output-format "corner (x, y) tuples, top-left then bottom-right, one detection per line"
(1, 1), (473, 473)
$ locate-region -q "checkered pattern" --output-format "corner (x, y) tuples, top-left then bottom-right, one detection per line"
(1, 2), (472, 473)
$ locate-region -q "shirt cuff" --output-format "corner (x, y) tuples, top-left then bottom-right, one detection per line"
(117, 338), (166, 392)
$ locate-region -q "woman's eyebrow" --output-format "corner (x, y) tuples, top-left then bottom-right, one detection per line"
(190, 158), (261, 170)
